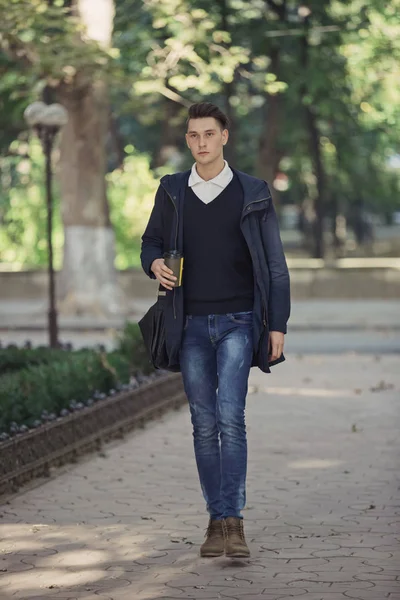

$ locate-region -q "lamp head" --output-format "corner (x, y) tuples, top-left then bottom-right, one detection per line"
(23, 101), (47, 127)
(24, 102), (68, 128)
(41, 104), (69, 128)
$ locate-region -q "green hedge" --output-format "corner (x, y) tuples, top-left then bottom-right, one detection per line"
(0, 322), (155, 435)
(0, 351), (131, 432)
(0, 346), (69, 375)
(116, 321), (154, 375)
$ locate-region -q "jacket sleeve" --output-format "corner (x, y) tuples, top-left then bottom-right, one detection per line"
(140, 184), (165, 279)
(260, 198), (291, 334)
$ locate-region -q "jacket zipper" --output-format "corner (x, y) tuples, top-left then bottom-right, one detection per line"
(263, 305), (267, 327)
(161, 183), (179, 319)
(161, 184), (179, 249)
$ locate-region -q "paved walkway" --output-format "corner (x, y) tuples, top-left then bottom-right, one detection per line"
(1, 353), (399, 600)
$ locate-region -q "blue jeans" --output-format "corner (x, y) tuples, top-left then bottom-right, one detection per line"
(180, 311), (254, 520)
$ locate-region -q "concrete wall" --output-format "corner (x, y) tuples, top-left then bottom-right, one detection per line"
(1, 259), (400, 300)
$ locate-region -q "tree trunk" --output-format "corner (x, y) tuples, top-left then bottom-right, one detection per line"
(220, 0), (237, 167)
(57, 80), (124, 315)
(304, 105), (325, 258)
(58, 0), (124, 315)
(223, 79), (237, 167)
(257, 47), (282, 200)
(300, 19), (326, 259)
(153, 94), (184, 168)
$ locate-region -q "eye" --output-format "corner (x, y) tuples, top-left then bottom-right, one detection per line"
(206, 132), (213, 137)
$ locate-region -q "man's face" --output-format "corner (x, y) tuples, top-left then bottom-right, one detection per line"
(185, 117), (229, 165)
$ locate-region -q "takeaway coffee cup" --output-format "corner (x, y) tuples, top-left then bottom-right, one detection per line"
(164, 251), (184, 287)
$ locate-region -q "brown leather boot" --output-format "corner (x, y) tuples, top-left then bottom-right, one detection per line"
(223, 517), (250, 558)
(200, 518), (225, 557)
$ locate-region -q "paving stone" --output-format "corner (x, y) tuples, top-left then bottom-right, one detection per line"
(275, 572), (370, 583)
(343, 593), (392, 599)
(219, 593), (296, 600)
(360, 586), (400, 596)
(354, 573), (398, 581)
(0, 355), (399, 600)
(278, 596), (349, 600)
(298, 562), (382, 574)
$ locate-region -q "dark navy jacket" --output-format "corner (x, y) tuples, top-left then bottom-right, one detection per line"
(140, 168), (290, 373)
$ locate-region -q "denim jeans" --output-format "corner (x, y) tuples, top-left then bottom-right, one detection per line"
(180, 311), (254, 520)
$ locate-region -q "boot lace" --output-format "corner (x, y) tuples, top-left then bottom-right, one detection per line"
(205, 519), (223, 538)
(224, 518), (245, 540)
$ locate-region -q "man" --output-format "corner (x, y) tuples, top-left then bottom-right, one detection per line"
(141, 102), (290, 558)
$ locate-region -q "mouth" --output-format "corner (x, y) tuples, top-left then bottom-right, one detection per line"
(198, 152), (209, 156)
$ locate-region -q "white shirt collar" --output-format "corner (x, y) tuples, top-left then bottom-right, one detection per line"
(189, 160), (232, 188)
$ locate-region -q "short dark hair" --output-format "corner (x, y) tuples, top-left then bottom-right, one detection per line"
(186, 102), (230, 130)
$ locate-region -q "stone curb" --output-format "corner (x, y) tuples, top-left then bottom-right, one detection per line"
(1, 323), (399, 332)
(0, 373), (186, 499)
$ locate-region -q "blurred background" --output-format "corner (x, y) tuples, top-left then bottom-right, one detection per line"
(1, 6), (399, 591)
(0, 0), (399, 350)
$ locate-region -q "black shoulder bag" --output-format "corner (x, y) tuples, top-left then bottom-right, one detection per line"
(138, 288), (172, 371)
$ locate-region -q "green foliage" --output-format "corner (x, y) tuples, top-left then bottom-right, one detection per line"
(111, 0), (400, 220)
(0, 0), (116, 82)
(0, 139), (63, 268)
(0, 346), (68, 375)
(0, 321), (156, 433)
(0, 352), (123, 432)
(0, 0), (399, 265)
(107, 148), (165, 269)
(115, 0), (245, 96)
(0, 142), (161, 269)
(116, 321), (154, 376)
(0, 53), (36, 152)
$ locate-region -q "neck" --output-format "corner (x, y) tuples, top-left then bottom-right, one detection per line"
(195, 156), (225, 181)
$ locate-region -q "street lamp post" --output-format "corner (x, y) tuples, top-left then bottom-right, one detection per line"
(24, 102), (68, 348)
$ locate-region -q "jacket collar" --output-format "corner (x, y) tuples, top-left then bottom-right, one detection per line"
(160, 167), (270, 207)
(232, 168), (271, 205)
(160, 170), (191, 202)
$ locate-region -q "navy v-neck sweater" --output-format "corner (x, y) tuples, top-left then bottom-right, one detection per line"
(182, 174), (254, 316)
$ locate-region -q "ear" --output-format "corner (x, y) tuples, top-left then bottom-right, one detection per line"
(222, 129), (229, 145)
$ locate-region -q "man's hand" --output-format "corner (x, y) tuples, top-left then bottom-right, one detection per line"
(268, 331), (285, 362)
(151, 258), (177, 291)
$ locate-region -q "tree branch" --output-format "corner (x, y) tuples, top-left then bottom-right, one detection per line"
(109, 108), (125, 169)
(265, 0), (278, 12)
(265, 0), (286, 20)
(160, 85), (192, 108)
(0, 38), (36, 70)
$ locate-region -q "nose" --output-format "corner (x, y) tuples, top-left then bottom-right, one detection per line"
(200, 135), (208, 145)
